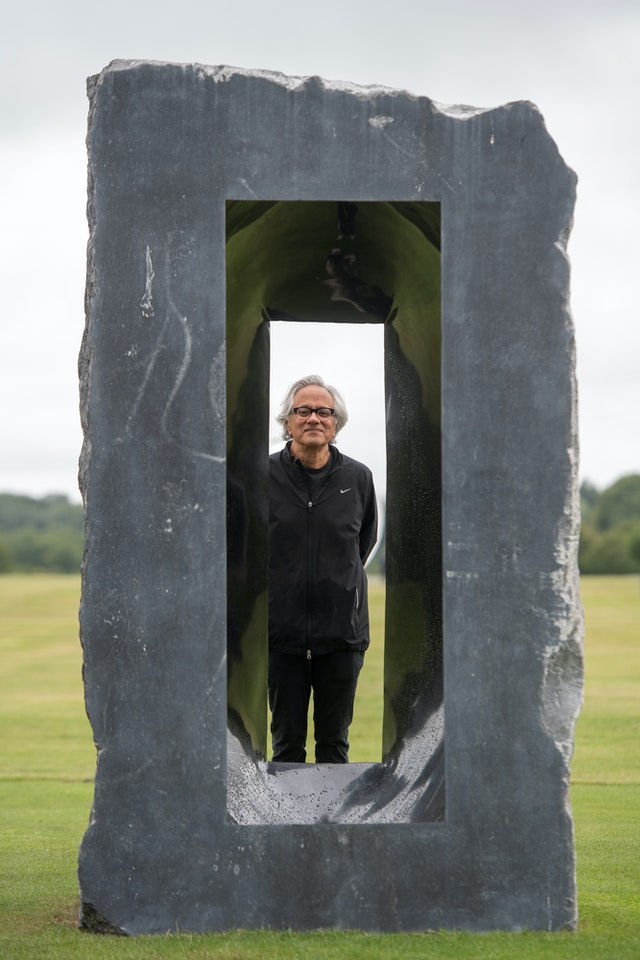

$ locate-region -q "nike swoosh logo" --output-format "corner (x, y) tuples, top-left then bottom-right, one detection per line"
(340, 488), (352, 494)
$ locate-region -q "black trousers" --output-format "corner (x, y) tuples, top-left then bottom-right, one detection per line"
(268, 649), (364, 763)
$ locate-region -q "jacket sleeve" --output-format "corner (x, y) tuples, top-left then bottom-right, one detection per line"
(359, 469), (378, 564)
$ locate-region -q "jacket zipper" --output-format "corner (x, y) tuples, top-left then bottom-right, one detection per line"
(307, 495), (313, 656)
(298, 452), (314, 658)
(293, 449), (343, 660)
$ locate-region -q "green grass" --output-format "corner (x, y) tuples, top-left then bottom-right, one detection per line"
(0, 574), (638, 958)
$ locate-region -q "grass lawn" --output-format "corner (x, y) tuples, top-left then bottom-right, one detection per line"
(0, 574), (638, 958)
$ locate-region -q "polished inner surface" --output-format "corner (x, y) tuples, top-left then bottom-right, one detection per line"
(226, 200), (443, 823)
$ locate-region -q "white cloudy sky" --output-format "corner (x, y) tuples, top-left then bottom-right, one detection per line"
(1, 0), (638, 503)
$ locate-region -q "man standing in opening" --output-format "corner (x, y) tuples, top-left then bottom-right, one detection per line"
(268, 375), (378, 763)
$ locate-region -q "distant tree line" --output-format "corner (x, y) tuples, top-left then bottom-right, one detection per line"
(0, 494), (83, 573)
(579, 474), (640, 574)
(0, 475), (639, 574)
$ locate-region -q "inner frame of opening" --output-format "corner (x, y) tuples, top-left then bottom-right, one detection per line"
(225, 201), (442, 813)
(269, 321), (387, 761)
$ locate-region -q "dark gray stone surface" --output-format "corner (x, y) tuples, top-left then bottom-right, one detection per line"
(78, 61), (583, 934)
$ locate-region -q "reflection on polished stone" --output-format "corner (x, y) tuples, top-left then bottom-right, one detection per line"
(227, 705), (444, 824)
(226, 199), (443, 823)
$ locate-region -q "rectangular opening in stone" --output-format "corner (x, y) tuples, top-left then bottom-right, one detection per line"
(225, 200), (443, 824)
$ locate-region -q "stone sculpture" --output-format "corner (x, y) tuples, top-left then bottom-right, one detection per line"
(78, 61), (583, 934)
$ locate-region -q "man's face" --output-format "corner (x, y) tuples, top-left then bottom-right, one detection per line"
(286, 385), (337, 450)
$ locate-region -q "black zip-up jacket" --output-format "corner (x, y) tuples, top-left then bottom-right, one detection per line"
(268, 442), (378, 656)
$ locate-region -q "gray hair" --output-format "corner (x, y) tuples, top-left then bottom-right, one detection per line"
(276, 374), (348, 442)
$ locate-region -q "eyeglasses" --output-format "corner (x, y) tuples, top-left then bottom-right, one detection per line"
(291, 406), (335, 419)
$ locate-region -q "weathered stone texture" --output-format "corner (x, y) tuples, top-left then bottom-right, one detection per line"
(78, 61), (582, 935)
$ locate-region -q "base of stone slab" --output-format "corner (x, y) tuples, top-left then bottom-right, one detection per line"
(78, 902), (127, 936)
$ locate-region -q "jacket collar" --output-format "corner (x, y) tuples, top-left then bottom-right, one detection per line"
(283, 441), (343, 475)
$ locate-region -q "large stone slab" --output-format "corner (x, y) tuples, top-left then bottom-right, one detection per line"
(78, 61), (583, 934)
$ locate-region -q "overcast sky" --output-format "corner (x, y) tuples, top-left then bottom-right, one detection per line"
(1, 0), (638, 503)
